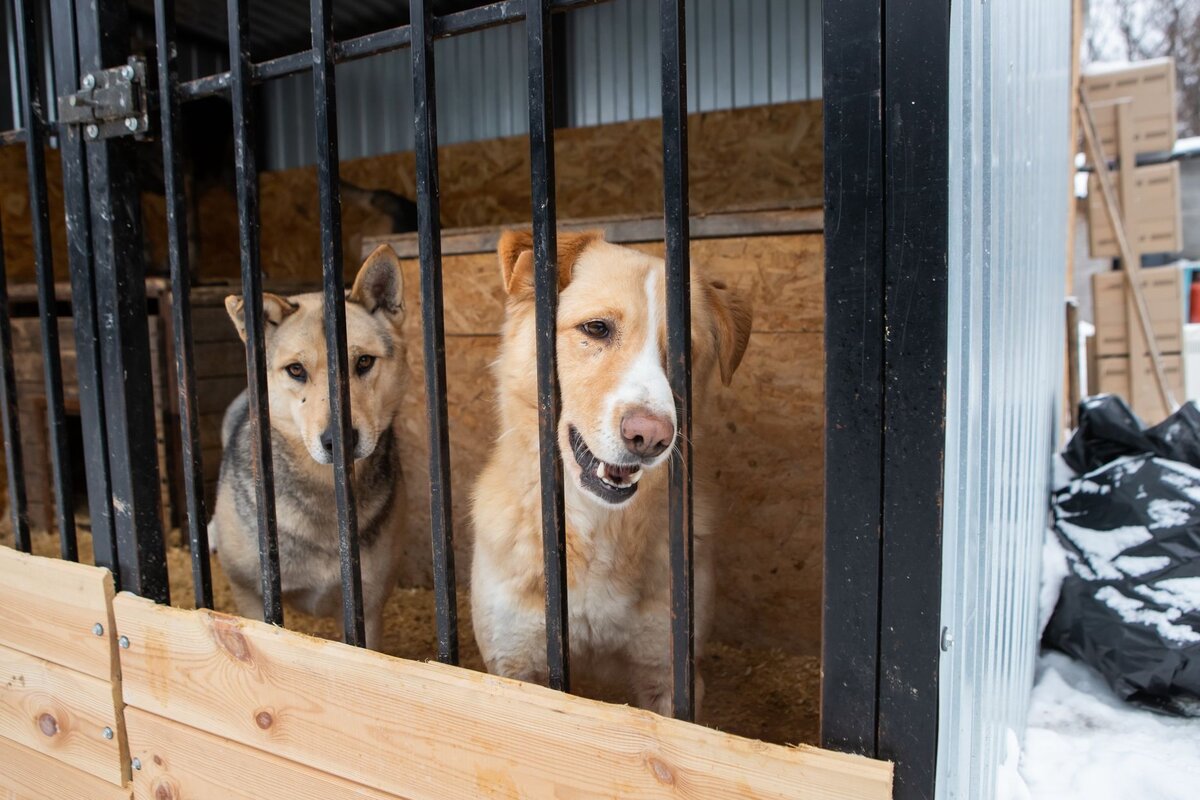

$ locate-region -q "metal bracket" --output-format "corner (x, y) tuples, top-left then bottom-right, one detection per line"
(57, 57), (153, 141)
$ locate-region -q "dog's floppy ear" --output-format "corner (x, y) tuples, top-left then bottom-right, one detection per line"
(224, 292), (298, 343)
(702, 279), (752, 386)
(497, 228), (602, 298)
(349, 244), (405, 319)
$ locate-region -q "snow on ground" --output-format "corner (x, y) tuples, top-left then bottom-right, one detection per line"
(1020, 651), (1200, 800)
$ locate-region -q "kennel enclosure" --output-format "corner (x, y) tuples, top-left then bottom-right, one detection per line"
(0, 0), (1075, 799)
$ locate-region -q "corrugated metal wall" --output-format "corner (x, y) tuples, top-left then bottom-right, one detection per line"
(936, 0), (1072, 798)
(262, 0), (821, 170)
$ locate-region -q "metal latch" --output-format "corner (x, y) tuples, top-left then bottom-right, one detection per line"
(58, 57), (153, 140)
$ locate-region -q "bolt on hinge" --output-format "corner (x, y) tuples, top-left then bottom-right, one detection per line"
(58, 57), (154, 141)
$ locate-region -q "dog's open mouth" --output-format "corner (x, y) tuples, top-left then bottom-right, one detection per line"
(568, 426), (642, 504)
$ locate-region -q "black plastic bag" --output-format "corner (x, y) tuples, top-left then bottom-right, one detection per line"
(1047, 454), (1200, 716)
(1062, 395), (1200, 474)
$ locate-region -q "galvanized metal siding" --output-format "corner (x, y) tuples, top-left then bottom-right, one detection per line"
(937, 0), (1072, 798)
(567, 0), (820, 126)
(261, 22), (528, 170)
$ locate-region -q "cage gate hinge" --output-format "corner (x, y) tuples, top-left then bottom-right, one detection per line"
(57, 57), (154, 141)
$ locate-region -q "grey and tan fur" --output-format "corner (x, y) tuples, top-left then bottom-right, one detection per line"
(209, 245), (408, 649)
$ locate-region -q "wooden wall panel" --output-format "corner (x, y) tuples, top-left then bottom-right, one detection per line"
(0, 547), (117, 681)
(114, 594), (889, 800)
(0, 737), (130, 800)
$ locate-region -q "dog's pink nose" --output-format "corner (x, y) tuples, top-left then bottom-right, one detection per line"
(620, 410), (674, 458)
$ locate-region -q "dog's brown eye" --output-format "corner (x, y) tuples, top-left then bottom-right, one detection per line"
(355, 355), (377, 375)
(285, 363), (307, 382)
(580, 320), (610, 339)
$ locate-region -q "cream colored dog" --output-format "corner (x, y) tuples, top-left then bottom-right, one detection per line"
(470, 230), (751, 716)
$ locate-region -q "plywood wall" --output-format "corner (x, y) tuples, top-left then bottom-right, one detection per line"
(0, 100), (821, 285)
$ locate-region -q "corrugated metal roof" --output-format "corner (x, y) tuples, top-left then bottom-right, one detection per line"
(127, 0), (487, 59)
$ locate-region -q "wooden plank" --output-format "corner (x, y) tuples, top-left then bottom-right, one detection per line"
(0, 736), (131, 800)
(126, 708), (407, 800)
(0, 547), (117, 680)
(364, 207), (825, 259)
(114, 594), (890, 800)
(0, 644), (127, 786)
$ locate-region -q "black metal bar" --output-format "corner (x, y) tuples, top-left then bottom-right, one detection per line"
(227, 0), (283, 625)
(154, 0), (212, 609)
(311, 0), (365, 647)
(75, 0), (169, 602)
(526, 0), (569, 692)
(49, 0), (117, 580)
(820, 0), (885, 758)
(659, 0), (693, 722)
(176, 0), (607, 102)
(411, 0), (459, 666)
(15, 0), (76, 561)
(877, 1), (949, 797)
(0, 215), (30, 553)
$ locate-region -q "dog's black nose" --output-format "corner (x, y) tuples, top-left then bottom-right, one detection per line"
(320, 427), (359, 455)
(621, 410), (673, 458)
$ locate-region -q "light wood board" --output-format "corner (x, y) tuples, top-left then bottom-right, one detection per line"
(114, 593), (890, 800)
(0, 546), (117, 681)
(0, 736), (130, 800)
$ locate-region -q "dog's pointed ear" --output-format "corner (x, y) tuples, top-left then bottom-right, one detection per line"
(224, 292), (298, 343)
(498, 228), (602, 298)
(702, 279), (753, 386)
(349, 244), (405, 320)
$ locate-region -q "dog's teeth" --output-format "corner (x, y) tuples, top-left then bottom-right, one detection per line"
(628, 469), (643, 484)
(596, 462), (606, 479)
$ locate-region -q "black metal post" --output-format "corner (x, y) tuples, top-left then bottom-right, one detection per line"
(821, 0), (885, 757)
(227, 0), (283, 625)
(154, 0), (212, 609)
(659, 0), (694, 722)
(311, 0), (365, 647)
(48, 0), (117, 580)
(411, 0), (459, 665)
(526, 0), (570, 692)
(75, 0), (169, 603)
(15, 0), (76, 560)
(0, 216), (29, 552)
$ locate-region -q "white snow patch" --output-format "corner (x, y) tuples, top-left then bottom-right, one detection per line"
(996, 729), (1032, 800)
(1134, 577), (1200, 615)
(1095, 586), (1200, 644)
(1055, 521), (1152, 580)
(1146, 498), (1193, 528)
(1052, 453), (1077, 491)
(1112, 555), (1171, 577)
(1021, 651), (1200, 800)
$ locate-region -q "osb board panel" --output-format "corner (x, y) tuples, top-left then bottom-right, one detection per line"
(0, 644), (126, 787)
(0, 546), (118, 681)
(0, 147), (68, 285)
(144, 101), (821, 283)
(114, 595), (890, 800)
(0, 736), (131, 800)
(388, 234), (824, 654)
(126, 708), (408, 800)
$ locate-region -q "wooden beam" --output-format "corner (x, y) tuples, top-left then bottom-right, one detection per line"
(362, 207), (825, 259)
(0, 546), (118, 681)
(126, 708), (408, 800)
(114, 594), (891, 800)
(0, 644), (128, 786)
(0, 736), (130, 800)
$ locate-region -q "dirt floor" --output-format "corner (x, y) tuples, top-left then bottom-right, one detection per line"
(5, 521), (820, 747)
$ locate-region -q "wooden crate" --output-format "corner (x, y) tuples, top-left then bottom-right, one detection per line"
(0, 546), (132, 799)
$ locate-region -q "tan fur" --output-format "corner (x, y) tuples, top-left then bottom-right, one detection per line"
(471, 230), (752, 716)
(211, 245), (409, 649)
